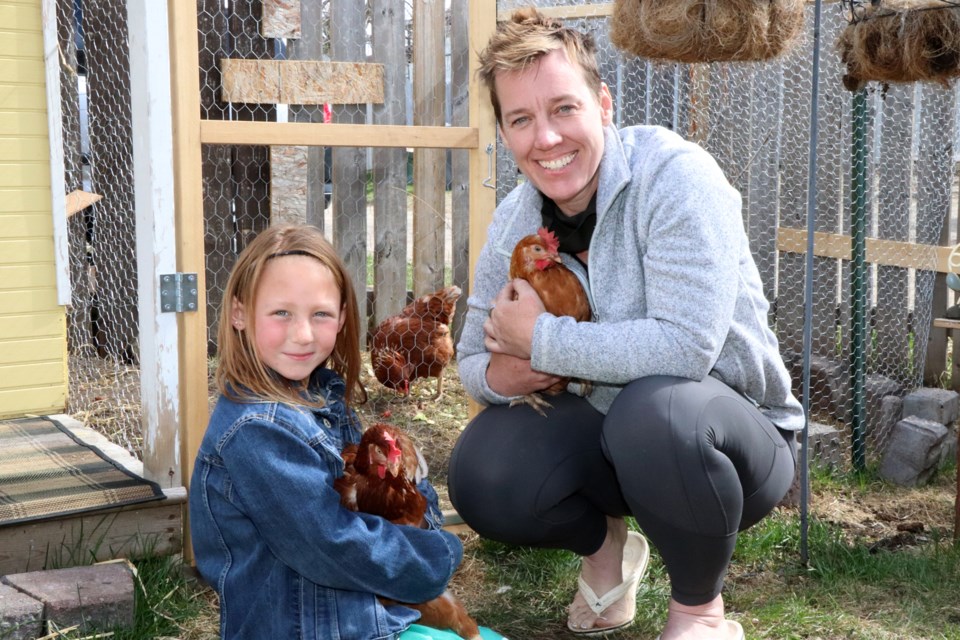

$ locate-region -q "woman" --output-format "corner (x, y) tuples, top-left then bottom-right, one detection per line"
(448, 8), (803, 639)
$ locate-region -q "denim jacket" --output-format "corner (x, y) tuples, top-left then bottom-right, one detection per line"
(189, 369), (463, 640)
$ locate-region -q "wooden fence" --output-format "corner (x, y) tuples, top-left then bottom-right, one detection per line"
(193, 0), (477, 353)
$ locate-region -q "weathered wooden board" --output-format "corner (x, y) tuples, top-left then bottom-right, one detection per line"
(777, 228), (955, 273)
(220, 59), (384, 105)
(261, 0), (300, 39)
(0, 492), (184, 574)
(269, 145), (308, 225)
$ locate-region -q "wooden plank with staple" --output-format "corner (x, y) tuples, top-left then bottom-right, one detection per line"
(220, 59), (385, 105)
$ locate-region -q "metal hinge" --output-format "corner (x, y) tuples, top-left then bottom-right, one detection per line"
(159, 273), (199, 313)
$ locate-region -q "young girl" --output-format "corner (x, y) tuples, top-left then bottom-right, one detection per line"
(189, 224), (465, 640)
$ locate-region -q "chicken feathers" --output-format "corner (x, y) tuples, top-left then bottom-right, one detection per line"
(371, 286), (462, 400)
(334, 422), (427, 526)
(334, 423), (481, 639)
(508, 227), (592, 414)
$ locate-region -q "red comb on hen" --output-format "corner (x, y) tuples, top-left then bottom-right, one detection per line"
(382, 432), (402, 467)
(537, 227), (560, 254)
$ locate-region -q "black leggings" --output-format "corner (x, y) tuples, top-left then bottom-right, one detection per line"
(447, 375), (796, 605)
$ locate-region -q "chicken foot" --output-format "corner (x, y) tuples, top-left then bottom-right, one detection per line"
(510, 392), (554, 417)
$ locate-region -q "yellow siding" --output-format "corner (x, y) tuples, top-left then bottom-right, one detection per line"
(0, 188), (51, 214)
(0, 0), (68, 419)
(0, 311), (62, 340)
(0, 212), (53, 238)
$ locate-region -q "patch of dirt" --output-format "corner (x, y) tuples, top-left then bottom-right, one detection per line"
(809, 476), (956, 549)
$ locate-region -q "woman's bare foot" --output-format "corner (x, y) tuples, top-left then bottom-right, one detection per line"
(658, 595), (743, 639)
(566, 516), (631, 632)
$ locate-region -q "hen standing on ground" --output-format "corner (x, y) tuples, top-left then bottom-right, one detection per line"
(334, 423), (482, 640)
(371, 285), (462, 399)
(508, 227), (592, 414)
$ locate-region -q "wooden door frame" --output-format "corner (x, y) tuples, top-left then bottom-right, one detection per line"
(166, 0), (498, 560)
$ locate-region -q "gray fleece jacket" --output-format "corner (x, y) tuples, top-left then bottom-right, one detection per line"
(456, 124), (804, 432)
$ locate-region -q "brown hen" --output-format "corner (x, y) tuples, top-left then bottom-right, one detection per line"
(508, 227), (592, 414)
(371, 285), (462, 399)
(334, 423), (481, 640)
(335, 422), (428, 526)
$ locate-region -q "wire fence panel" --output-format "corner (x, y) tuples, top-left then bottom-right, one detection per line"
(57, 0), (144, 455)
(55, 0), (958, 478)
(496, 0), (959, 471)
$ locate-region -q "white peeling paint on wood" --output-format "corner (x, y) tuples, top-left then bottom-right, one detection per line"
(41, 0), (70, 306)
(128, 0), (181, 488)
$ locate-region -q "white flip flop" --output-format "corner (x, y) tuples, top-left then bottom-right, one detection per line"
(566, 531), (651, 636)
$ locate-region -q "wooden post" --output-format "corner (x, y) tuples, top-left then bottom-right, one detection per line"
(874, 84), (915, 384)
(467, 0), (498, 418)
(371, 0), (410, 327)
(286, 0), (328, 230)
(413, 0), (446, 296)
(331, 0), (368, 326)
(229, 1), (273, 250)
(774, 5), (813, 357)
(127, 0), (180, 489)
(198, 0), (233, 356)
(450, 0), (470, 343)
(918, 86), (957, 387)
(745, 64), (785, 306)
(168, 0), (208, 564)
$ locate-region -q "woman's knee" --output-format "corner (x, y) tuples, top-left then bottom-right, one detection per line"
(602, 376), (699, 456)
(448, 410), (533, 526)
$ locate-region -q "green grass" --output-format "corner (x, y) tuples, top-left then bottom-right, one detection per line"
(731, 513), (960, 639)
(61, 471), (958, 640)
(453, 463), (960, 640)
(461, 509), (960, 640)
(43, 554), (215, 640)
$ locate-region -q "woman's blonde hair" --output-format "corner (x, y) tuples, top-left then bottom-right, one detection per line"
(477, 7), (603, 125)
(216, 224), (367, 408)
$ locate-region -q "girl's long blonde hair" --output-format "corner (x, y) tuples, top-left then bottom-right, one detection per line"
(216, 224), (367, 408)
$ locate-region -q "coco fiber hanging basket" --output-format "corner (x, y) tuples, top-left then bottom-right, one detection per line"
(610, 0), (806, 64)
(837, 0), (960, 91)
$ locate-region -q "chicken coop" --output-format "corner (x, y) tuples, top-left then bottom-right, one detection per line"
(5, 0), (960, 569)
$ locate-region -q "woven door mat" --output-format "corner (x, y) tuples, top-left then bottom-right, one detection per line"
(0, 416), (164, 527)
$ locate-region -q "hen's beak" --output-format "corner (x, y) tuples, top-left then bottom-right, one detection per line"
(386, 457), (402, 477)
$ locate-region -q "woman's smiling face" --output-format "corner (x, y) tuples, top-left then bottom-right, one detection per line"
(495, 48), (613, 217)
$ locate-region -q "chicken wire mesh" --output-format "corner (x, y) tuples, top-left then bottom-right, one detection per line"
(496, 0), (960, 473)
(54, 0), (960, 477)
(197, 0), (472, 384)
(57, 0), (143, 455)
(56, 0), (472, 457)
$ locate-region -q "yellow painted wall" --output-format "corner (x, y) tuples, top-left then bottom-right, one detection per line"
(0, 0), (69, 418)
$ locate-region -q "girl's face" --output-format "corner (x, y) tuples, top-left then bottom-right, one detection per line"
(496, 48), (613, 217)
(233, 254), (345, 384)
